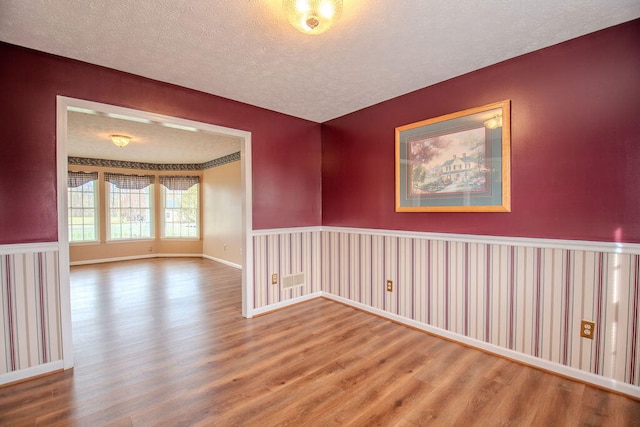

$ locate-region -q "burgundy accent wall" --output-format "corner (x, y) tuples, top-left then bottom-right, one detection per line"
(0, 43), (322, 244)
(322, 19), (640, 243)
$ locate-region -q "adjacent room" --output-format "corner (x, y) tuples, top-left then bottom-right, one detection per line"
(1, 1), (639, 424)
(64, 101), (244, 268)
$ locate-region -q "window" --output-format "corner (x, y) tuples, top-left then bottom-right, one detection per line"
(68, 171), (98, 242)
(160, 176), (199, 238)
(105, 173), (154, 240)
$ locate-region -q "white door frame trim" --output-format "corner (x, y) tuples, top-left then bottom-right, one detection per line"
(56, 96), (254, 370)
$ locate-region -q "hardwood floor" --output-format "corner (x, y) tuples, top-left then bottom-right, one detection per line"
(1, 258), (639, 426)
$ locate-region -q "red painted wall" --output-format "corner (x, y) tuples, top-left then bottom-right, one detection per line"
(322, 19), (640, 243)
(0, 43), (322, 244)
(2, 19), (639, 245)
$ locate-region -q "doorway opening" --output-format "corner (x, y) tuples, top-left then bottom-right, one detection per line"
(56, 97), (254, 370)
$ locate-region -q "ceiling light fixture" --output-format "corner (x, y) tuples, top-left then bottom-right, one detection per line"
(106, 113), (152, 124)
(161, 122), (199, 132)
(109, 134), (131, 148)
(283, 0), (343, 35)
(67, 106), (97, 115)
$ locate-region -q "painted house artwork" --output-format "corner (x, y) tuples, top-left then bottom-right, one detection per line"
(410, 127), (487, 195)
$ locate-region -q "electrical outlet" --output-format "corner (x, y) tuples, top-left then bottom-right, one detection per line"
(386, 280), (393, 292)
(580, 320), (595, 339)
(271, 273), (278, 285)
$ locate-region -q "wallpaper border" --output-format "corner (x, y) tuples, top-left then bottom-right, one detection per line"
(68, 151), (240, 171)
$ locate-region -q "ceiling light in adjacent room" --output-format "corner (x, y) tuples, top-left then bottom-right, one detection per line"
(109, 134), (131, 148)
(106, 113), (152, 124)
(161, 122), (199, 132)
(67, 106), (97, 115)
(283, 0), (343, 35)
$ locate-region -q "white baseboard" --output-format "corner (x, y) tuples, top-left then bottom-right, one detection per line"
(250, 292), (323, 317)
(70, 253), (242, 268)
(202, 254), (242, 269)
(70, 254), (157, 266)
(322, 293), (640, 399)
(156, 253), (203, 258)
(0, 361), (64, 386)
(70, 253), (205, 266)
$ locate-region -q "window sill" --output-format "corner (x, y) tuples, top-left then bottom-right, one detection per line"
(69, 241), (100, 246)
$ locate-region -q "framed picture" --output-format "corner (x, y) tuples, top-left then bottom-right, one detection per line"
(395, 100), (511, 212)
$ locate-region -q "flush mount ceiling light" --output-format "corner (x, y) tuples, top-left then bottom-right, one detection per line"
(109, 134), (131, 148)
(283, 0), (343, 35)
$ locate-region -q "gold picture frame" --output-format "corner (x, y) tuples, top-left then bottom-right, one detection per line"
(395, 100), (511, 212)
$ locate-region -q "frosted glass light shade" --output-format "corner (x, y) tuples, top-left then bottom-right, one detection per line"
(110, 134), (131, 147)
(283, 0), (343, 35)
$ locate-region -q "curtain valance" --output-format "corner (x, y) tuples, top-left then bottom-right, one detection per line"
(67, 171), (98, 188)
(104, 173), (155, 190)
(159, 175), (199, 191)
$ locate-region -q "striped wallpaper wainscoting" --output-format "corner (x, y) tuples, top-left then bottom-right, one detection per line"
(0, 244), (63, 377)
(320, 229), (640, 390)
(253, 227), (640, 393)
(252, 227), (640, 394)
(252, 229), (322, 312)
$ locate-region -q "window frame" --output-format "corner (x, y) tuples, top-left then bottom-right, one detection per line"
(67, 171), (99, 244)
(105, 175), (155, 242)
(160, 179), (200, 240)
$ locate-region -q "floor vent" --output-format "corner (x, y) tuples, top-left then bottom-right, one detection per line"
(282, 272), (305, 289)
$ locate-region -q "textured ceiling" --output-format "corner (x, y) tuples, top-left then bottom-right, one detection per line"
(1, 0), (639, 124)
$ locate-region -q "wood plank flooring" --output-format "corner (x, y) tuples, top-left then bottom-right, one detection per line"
(1, 258), (639, 426)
